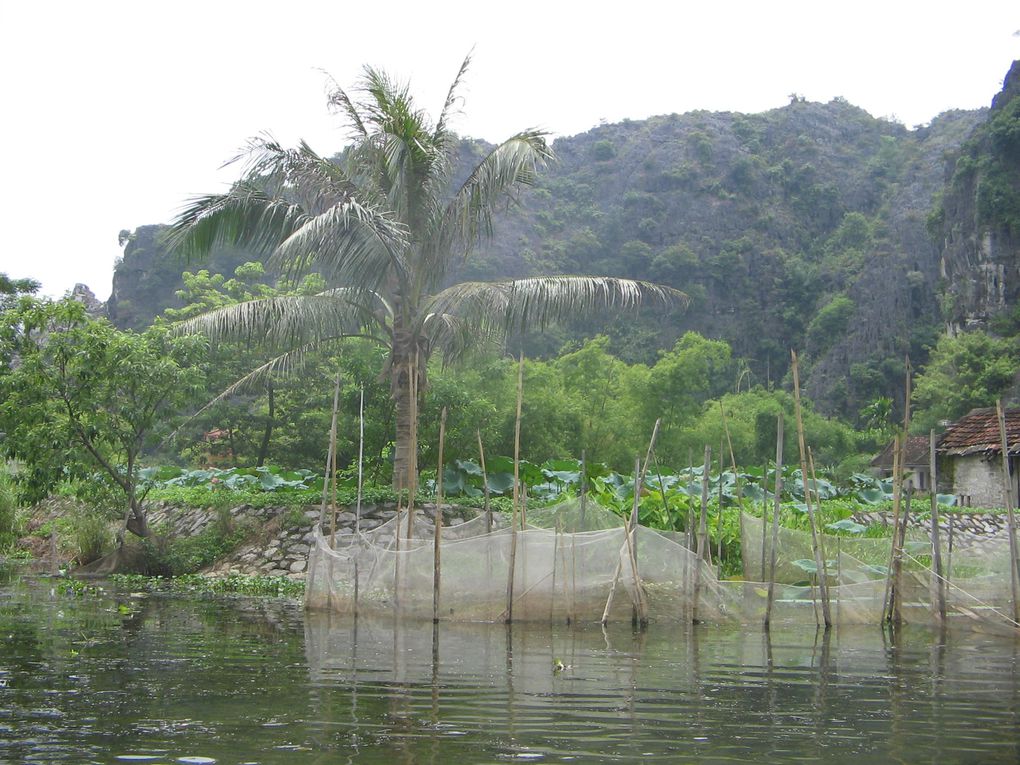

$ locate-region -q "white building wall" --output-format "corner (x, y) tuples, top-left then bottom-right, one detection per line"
(952, 455), (1006, 508)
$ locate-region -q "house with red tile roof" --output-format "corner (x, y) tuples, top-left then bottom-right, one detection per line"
(869, 434), (933, 492)
(936, 407), (1020, 508)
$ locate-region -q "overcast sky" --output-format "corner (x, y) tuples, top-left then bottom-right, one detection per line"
(1, 0), (1018, 301)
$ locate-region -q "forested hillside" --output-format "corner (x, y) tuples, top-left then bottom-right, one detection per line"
(107, 63), (1020, 426)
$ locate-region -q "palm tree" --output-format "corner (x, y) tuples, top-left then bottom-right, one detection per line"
(168, 56), (686, 490)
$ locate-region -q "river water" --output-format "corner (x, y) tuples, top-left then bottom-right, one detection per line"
(2, 568), (1018, 764)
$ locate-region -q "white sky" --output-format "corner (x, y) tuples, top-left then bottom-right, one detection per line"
(1, 0), (1018, 301)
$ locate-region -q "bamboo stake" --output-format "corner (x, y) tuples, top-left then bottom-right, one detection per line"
(697, 446), (711, 564)
(760, 459), (769, 582)
(354, 385), (365, 613)
(893, 485), (912, 626)
(505, 353), (524, 624)
(319, 373), (341, 533)
(929, 429), (946, 624)
(579, 449), (588, 530)
(764, 414), (784, 627)
(791, 350), (830, 627)
(329, 373), (341, 549)
(717, 435), (724, 573)
(884, 358), (912, 624)
(433, 407), (447, 624)
(627, 456), (649, 627)
(356, 386), (364, 537)
(996, 399), (1020, 625)
(882, 435), (901, 623)
(478, 430), (492, 533)
(692, 445), (711, 624)
(405, 357), (419, 543)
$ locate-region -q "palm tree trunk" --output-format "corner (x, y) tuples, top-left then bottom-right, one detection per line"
(390, 324), (425, 492)
(256, 381), (274, 468)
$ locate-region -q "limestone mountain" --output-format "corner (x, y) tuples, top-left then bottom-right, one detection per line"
(107, 65), (1020, 423)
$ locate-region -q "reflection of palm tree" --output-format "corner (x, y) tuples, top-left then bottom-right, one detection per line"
(169, 56), (685, 489)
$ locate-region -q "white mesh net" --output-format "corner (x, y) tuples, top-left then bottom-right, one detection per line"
(305, 499), (1020, 631)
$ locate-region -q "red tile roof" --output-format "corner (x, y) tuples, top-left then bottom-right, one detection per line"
(937, 407), (1020, 456)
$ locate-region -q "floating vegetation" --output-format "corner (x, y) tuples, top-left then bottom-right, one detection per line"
(111, 573), (304, 598)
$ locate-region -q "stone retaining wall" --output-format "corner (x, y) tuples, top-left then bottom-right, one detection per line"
(146, 501), (474, 579)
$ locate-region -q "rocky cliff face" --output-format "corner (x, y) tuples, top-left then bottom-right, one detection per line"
(935, 61), (1020, 334)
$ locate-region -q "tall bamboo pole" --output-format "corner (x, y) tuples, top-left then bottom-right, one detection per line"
(477, 430), (492, 533)
(354, 385), (364, 613)
(884, 358), (912, 625)
(505, 353), (524, 624)
(717, 435), (725, 572)
(319, 373), (341, 532)
(697, 446), (711, 564)
(995, 399), (1020, 625)
(328, 373), (341, 548)
(693, 445), (711, 622)
(579, 449), (588, 530)
(760, 459), (769, 582)
(405, 357), (419, 543)
(433, 407), (447, 624)
(929, 429), (946, 624)
(764, 414), (785, 627)
(882, 436), (902, 622)
(791, 350), (830, 627)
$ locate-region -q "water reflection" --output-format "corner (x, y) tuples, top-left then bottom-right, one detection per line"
(1, 572), (1019, 763)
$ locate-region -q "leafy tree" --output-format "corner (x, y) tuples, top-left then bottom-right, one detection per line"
(0, 299), (206, 538)
(168, 56), (684, 490)
(912, 330), (1020, 432)
(0, 272), (40, 311)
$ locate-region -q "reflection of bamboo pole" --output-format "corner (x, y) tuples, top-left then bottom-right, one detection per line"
(764, 414), (784, 627)
(433, 407), (447, 624)
(996, 399), (1020, 625)
(505, 354), (524, 624)
(477, 430), (492, 533)
(791, 350), (830, 627)
(929, 429), (946, 624)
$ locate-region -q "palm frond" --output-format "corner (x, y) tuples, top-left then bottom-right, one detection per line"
(420, 310), (501, 364)
(272, 198), (409, 290)
(434, 52), (472, 146)
(167, 182), (310, 261)
(425, 276), (688, 339)
(167, 341), (336, 443)
(427, 131), (553, 281)
(171, 294), (387, 351)
(325, 75), (368, 137)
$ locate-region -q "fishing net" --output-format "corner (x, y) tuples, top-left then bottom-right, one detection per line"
(305, 497), (725, 623)
(305, 498), (1020, 631)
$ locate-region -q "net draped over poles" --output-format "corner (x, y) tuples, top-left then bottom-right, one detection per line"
(305, 498), (1020, 631)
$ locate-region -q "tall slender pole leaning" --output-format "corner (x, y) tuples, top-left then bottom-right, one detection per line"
(505, 354), (524, 624)
(328, 373), (342, 548)
(791, 350), (831, 628)
(478, 430), (492, 533)
(579, 449), (588, 530)
(692, 445), (711, 624)
(761, 459), (769, 582)
(354, 385), (365, 613)
(405, 357), (419, 543)
(433, 407), (447, 624)
(929, 429), (946, 624)
(995, 398), (1020, 625)
(882, 436), (902, 623)
(319, 373), (341, 533)
(764, 414), (785, 627)
(884, 357), (911, 625)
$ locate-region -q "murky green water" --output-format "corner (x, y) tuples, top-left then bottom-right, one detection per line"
(2, 567), (1019, 764)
